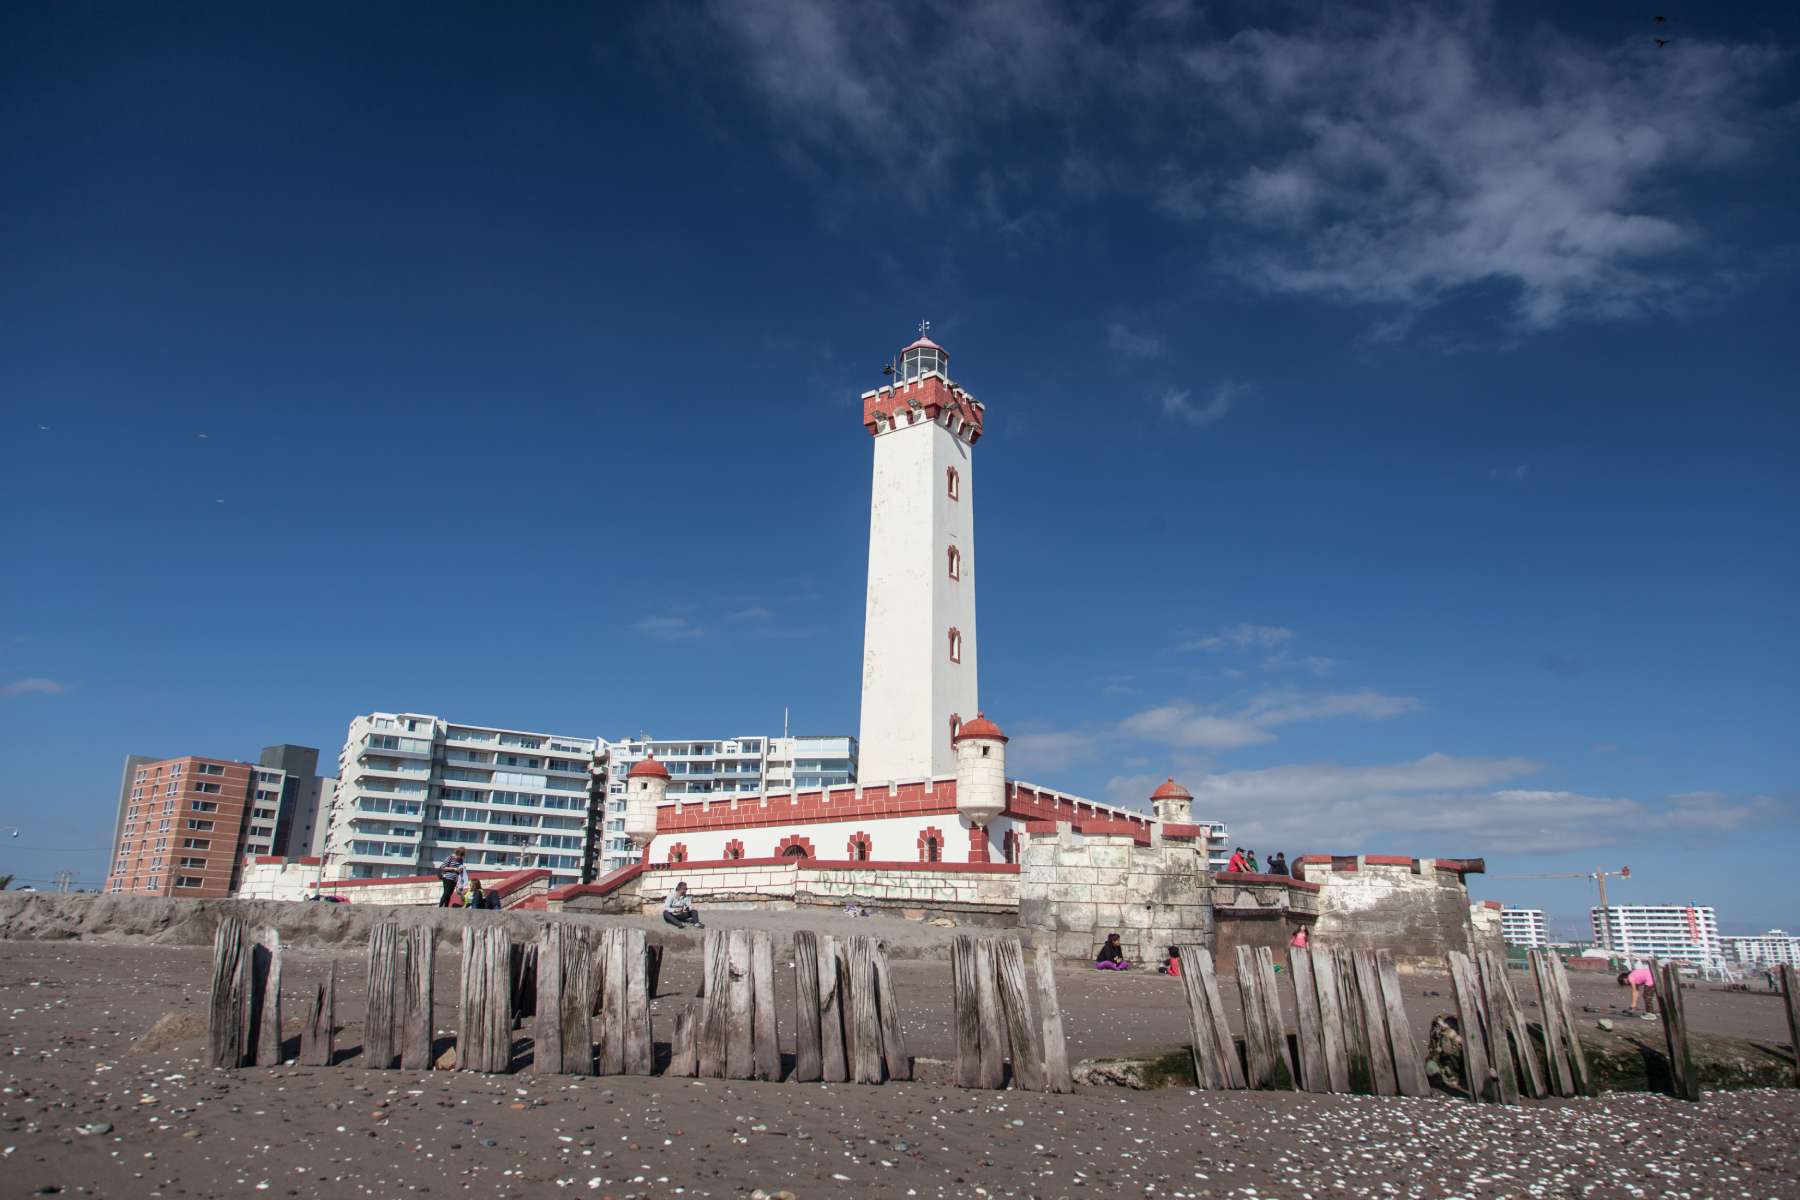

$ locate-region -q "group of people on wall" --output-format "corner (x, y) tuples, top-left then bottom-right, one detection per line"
(1094, 925), (1313, 973)
(1223, 847), (1299, 877)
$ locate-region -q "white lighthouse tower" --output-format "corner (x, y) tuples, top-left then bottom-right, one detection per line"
(856, 326), (986, 783)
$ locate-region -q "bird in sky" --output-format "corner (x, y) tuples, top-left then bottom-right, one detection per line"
(1655, 37), (1670, 46)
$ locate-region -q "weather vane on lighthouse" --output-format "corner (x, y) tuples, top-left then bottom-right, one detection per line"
(917, 319), (931, 338)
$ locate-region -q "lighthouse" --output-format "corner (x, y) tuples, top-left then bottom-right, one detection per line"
(856, 326), (987, 783)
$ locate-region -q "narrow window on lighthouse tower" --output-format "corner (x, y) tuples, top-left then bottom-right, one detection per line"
(946, 467), (959, 500)
(947, 545), (960, 580)
(949, 713), (961, 748)
(948, 627), (962, 663)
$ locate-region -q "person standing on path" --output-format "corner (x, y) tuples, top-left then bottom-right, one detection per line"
(436, 848), (467, 907)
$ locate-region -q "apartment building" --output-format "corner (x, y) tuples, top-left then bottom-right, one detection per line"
(1723, 930), (1800, 970)
(323, 712), (604, 886)
(1591, 904), (1723, 967)
(1501, 907), (1549, 949)
(598, 734), (859, 875)
(106, 755), (284, 897)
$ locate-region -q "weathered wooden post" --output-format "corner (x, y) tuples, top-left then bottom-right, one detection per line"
(1782, 964), (1800, 1088)
(300, 961), (336, 1068)
(699, 930), (731, 1079)
(1655, 961), (1700, 1101)
(1375, 950), (1429, 1098)
(1032, 946), (1074, 1093)
(1174, 944), (1243, 1090)
(870, 939), (912, 1083)
(951, 936), (983, 1088)
(751, 930), (779, 1082)
(1235, 945), (1278, 1089)
(792, 931), (824, 1083)
(365, 922), (402, 1070)
(458, 926), (514, 1073)
(1446, 950), (1495, 1102)
(992, 938), (1043, 1091)
(533, 924), (565, 1074)
(400, 927), (435, 1071)
(1309, 947), (1351, 1092)
(624, 927), (654, 1076)
(249, 928), (284, 1068)
(207, 916), (249, 1069)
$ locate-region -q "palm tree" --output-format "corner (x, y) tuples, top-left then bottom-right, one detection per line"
(0, 875), (14, 890)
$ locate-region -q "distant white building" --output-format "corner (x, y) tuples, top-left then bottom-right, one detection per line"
(600, 734), (858, 875)
(1592, 904), (1723, 968)
(323, 713), (604, 886)
(1501, 907), (1549, 949)
(1723, 930), (1800, 970)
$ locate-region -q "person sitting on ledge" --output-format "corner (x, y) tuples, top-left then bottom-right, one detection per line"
(1225, 847), (1247, 872)
(663, 882), (703, 929)
(1290, 926), (1310, 951)
(1095, 933), (1130, 970)
(463, 878), (487, 910)
(1160, 945), (1182, 977)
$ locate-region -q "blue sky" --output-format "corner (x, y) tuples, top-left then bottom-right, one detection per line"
(2, 1), (1795, 935)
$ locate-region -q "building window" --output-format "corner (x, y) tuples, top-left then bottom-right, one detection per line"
(847, 831), (873, 861)
(946, 467), (959, 500)
(1003, 829), (1020, 864)
(947, 545), (960, 580)
(174, 875), (203, 889)
(667, 843), (687, 864)
(723, 839), (745, 860)
(777, 834), (815, 859)
(186, 820), (214, 831)
(918, 826), (944, 864)
(949, 713), (961, 748)
(948, 627), (961, 663)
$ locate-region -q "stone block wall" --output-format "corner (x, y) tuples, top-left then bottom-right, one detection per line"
(1018, 823), (1213, 964)
(1210, 873), (1321, 968)
(1294, 855), (1484, 966)
(1470, 900), (1505, 960)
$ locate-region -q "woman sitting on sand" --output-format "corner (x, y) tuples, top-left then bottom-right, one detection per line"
(1095, 933), (1130, 970)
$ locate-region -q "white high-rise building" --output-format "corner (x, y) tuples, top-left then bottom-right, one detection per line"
(857, 329), (985, 784)
(323, 712), (604, 886)
(1592, 904), (1723, 968)
(598, 734), (858, 875)
(1501, 907), (1549, 949)
(1723, 930), (1800, 970)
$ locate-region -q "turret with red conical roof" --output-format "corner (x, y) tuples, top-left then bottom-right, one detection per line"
(1150, 777), (1192, 825)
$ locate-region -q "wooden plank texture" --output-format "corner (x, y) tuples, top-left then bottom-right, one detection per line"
(1196, 949), (1246, 1090)
(1783, 965), (1800, 1088)
(871, 940), (912, 1082)
(599, 929), (628, 1075)
(1287, 945), (1328, 1092)
(751, 930), (779, 1082)
(1033, 947), (1074, 1094)
(562, 928), (597, 1074)
(1375, 951), (1428, 1098)
(994, 938), (1044, 1092)
(1235, 946), (1276, 1089)
(725, 929), (756, 1080)
(251, 928), (284, 1068)
(459, 927), (514, 1074)
(1253, 948), (1294, 1090)
(1174, 944), (1223, 1088)
(1309, 947), (1351, 1093)
(951, 936), (983, 1088)
(817, 934), (847, 1083)
(792, 932), (823, 1083)
(300, 961), (336, 1068)
(699, 931), (731, 1079)
(971, 938), (1006, 1089)
(848, 936), (885, 1084)
(207, 916), (248, 1069)
(399, 927), (434, 1071)
(669, 1002), (697, 1077)
(1446, 951), (1494, 1102)
(1528, 950), (1575, 1097)
(1546, 954), (1592, 1097)
(625, 928), (654, 1076)
(533, 925), (564, 1074)
(1473, 952), (1518, 1105)
(365, 922), (401, 1070)
(1482, 951), (1544, 1100)
(1656, 961), (1700, 1101)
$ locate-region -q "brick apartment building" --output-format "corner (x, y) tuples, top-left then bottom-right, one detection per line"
(106, 755), (276, 897)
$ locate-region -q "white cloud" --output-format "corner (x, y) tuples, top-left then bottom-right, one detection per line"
(1119, 688), (1417, 750)
(730, 607), (772, 621)
(691, 2), (1782, 333)
(1184, 756), (1792, 853)
(1160, 381), (1245, 429)
(1008, 730), (1103, 775)
(1181, 623), (1294, 652)
(1, 677), (68, 697)
(1106, 322), (1164, 358)
(632, 615), (704, 641)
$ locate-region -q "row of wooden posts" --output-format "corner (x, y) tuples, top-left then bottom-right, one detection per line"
(208, 918), (1800, 1100)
